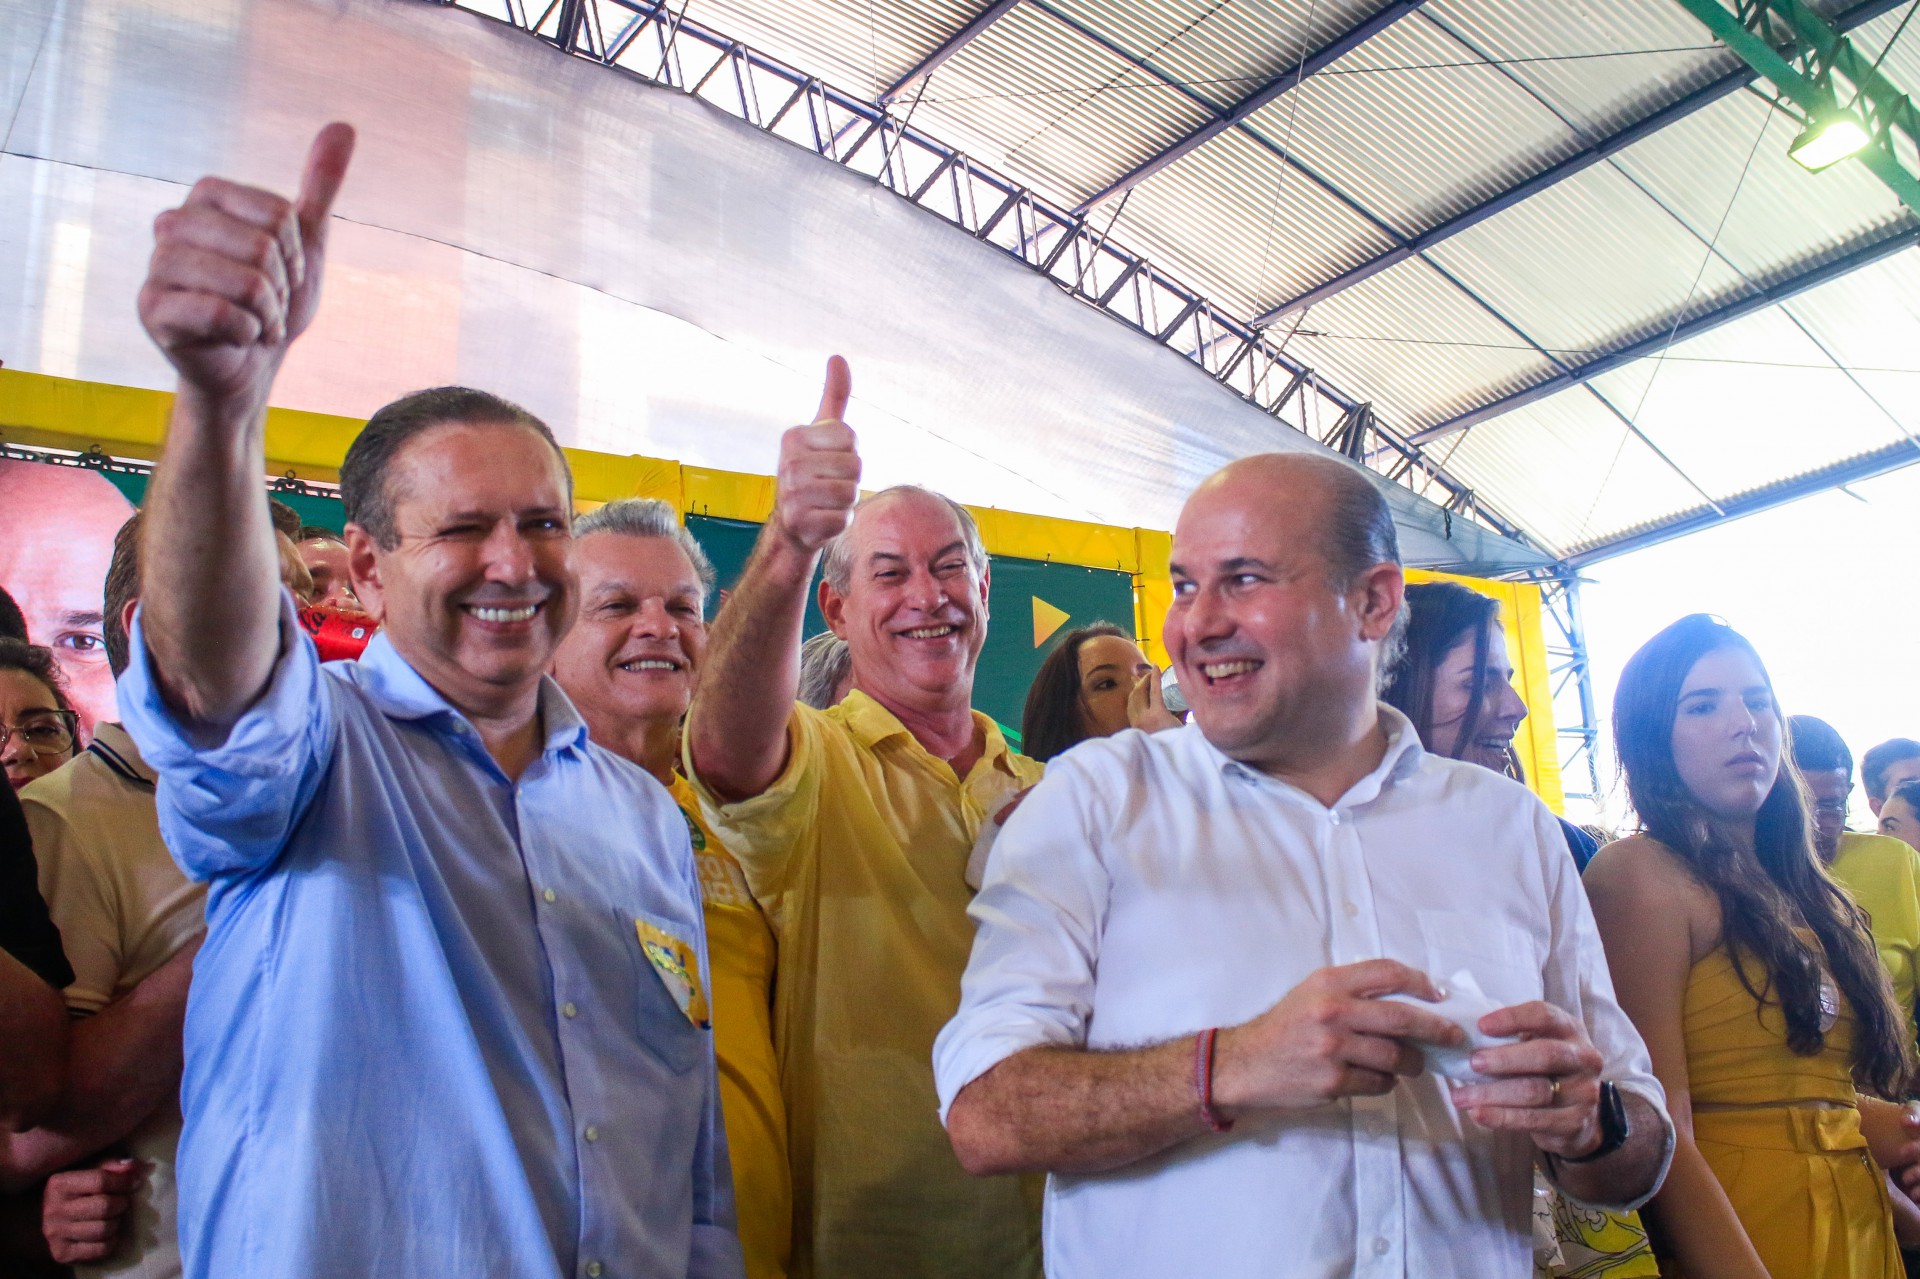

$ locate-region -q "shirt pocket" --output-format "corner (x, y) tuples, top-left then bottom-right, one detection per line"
(626, 909), (708, 1076)
(1417, 908), (1542, 1008)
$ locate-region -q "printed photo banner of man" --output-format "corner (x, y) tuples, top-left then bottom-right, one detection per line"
(0, 456), (347, 742)
(686, 514), (1136, 741)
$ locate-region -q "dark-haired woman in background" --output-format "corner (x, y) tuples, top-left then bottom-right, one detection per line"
(0, 639), (81, 791)
(1382, 581), (1601, 870)
(1586, 614), (1920, 1279)
(1019, 622), (1179, 763)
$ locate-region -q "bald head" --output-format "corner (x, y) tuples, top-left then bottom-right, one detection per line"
(0, 460), (138, 739)
(1187, 453), (1399, 589)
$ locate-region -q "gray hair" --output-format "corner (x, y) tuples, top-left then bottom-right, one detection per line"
(819, 485), (988, 595)
(573, 498), (718, 608)
(797, 631), (852, 710)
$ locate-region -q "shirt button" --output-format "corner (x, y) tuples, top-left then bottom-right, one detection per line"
(562, 1002), (578, 1018)
(584, 1125), (599, 1142)
(1343, 901), (1359, 917)
(585, 1263), (603, 1278)
(543, 888), (557, 903)
(1372, 1236), (1389, 1257)
(1330, 811), (1343, 826)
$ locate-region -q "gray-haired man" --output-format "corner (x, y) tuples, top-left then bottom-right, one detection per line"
(682, 361), (1044, 1279)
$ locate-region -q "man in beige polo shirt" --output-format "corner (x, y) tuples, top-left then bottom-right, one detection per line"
(12, 513), (202, 1276)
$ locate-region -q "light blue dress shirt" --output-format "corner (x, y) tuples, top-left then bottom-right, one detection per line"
(120, 599), (743, 1279)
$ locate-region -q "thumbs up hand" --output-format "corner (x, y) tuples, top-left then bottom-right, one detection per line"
(772, 355), (862, 556)
(139, 122), (356, 409)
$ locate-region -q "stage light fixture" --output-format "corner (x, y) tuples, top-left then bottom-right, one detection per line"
(1790, 106), (1871, 171)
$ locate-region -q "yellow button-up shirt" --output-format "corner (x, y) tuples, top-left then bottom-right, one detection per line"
(1829, 830), (1920, 1042)
(669, 772), (791, 1279)
(684, 690), (1044, 1279)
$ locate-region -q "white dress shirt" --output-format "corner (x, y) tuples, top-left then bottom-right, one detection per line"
(933, 709), (1671, 1279)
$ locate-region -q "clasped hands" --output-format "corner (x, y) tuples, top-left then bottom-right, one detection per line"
(1211, 958), (1608, 1161)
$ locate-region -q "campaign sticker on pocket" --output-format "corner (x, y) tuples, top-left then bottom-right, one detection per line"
(636, 919), (710, 1029)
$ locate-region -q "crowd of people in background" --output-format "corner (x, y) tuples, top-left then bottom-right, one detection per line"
(8, 120), (1920, 1279)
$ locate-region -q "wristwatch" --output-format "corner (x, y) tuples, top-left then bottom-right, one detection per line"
(1556, 1080), (1629, 1164)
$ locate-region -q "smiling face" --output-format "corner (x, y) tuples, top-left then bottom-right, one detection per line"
(1669, 645), (1783, 824)
(346, 422), (576, 722)
(1428, 621), (1528, 771)
(0, 462), (135, 740)
(1076, 633), (1156, 739)
(1165, 458), (1401, 772)
(821, 489), (989, 715)
(552, 531), (706, 740)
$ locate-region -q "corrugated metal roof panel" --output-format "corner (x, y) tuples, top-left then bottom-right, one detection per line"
(1777, 246), (1920, 439)
(1107, 124), (1395, 316)
(675, 0), (967, 101)
(1588, 307), (1912, 500)
(1421, 0), (1740, 139)
(1609, 88), (1912, 282)
(914, 2), (1216, 207)
(1442, 391), (1709, 551)
(1279, 255), (1555, 430)
(1426, 159), (1753, 353)
(1250, 11), (1580, 234)
(1067, 0), (1391, 114)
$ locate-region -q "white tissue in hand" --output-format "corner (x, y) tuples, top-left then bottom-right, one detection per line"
(1381, 969), (1518, 1083)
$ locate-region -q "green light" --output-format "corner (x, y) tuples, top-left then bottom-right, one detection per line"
(1790, 107), (1872, 171)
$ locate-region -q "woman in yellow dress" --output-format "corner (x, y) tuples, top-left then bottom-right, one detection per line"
(1586, 614), (1920, 1278)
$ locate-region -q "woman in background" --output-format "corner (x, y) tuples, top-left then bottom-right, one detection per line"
(0, 640), (81, 791)
(1019, 622), (1179, 763)
(1382, 581), (1600, 869)
(1586, 613), (1918, 1278)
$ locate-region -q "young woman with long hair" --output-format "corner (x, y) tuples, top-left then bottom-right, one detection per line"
(1019, 622), (1179, 763)
(1585, 614), (1919, 1278)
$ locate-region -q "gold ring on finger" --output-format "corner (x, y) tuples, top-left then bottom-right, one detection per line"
(1547, 1077), (1560, 1106)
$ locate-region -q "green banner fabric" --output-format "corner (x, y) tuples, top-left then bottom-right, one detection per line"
(99, 471), (348, 536)
(686, 515), (1137, 743)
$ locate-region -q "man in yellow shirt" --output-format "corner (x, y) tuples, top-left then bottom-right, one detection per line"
(684, 359), (1043, 1279)
(551, 499), (789, 1279)
(1790, 716), (1920, 1041)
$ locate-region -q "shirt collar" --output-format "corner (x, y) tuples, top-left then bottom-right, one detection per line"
(352, 632), (590, 757)
(1201, 702), (1427, 806)
(89, 722), (154, 784)
(838, 689), (1022, 776)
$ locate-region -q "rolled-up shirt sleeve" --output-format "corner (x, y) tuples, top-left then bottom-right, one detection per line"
(933, 749), (1114, 1123)
(1536, 802), (1675, 1210)
(118, 593), (336, 882)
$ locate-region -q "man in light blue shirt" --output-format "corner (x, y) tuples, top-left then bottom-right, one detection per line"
(123, 122), (742, 1279)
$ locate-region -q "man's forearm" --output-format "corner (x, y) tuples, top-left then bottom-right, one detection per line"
(0, 941), (196, 1190)
(687, 528), (817, 802)
(0, 955), (65, 1133)
(141, 385), (284, 725)
(946, 1039), (1205, 1178)
(1547, 1091), (1670, 1208)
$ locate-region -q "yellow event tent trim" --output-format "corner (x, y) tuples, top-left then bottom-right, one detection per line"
(0, 368), (1564, 809)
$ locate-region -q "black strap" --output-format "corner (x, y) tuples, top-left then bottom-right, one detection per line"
(87, 739), (154, 790)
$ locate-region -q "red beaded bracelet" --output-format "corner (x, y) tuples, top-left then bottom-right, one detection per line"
(1195, 1027), (1234, 1132)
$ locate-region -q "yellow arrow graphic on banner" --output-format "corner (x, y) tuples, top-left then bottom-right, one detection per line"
(1032, 596), (1071, 648)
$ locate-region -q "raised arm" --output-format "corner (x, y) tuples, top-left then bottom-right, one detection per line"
(136, 124), (354, 726)
(688, 358), (859, 801)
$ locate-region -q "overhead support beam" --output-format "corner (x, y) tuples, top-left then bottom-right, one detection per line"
(1408, 225), (1920, 444)
(1071, 0), (1428, 214)
(878, 0), (1023, 105)
(553, 0), (589, 52)
(1253, 0), (1909, 323)
(1671, 0), (1920, 214)
(1563, 435), (1920, 567)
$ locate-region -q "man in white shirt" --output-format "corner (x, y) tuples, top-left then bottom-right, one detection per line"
(934, 453), (1672, 1279)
